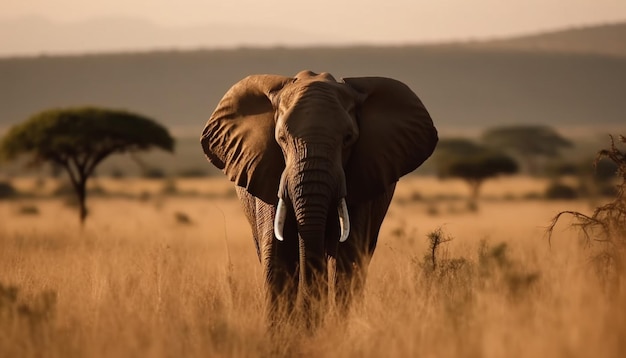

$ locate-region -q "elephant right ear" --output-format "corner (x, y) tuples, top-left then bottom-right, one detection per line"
(201, 75), (292, 205)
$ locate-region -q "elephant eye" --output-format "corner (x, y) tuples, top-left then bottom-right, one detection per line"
(343, 134), (353, 145)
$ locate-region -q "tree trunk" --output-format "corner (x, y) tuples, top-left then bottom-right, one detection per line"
(76, 178), (88, 227)
(468, 179), (482, 210)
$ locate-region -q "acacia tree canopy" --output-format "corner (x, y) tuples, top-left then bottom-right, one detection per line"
(0, 107), (175, 224)
(1, 107), (174, 165)
(435, 138), (519, 206)
(440, 153), (518, 182)
(482, 125), (572, 174)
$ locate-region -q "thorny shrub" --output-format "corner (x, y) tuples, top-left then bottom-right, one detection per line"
(0, 282), (57, 351)
(548, 134), (626, 287)
(416, 228), (539, 324)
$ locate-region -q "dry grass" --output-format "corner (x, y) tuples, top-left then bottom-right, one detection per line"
(8, 177), (236, 197)
(1, 176), (625, 358)
(395, 174), (551, 198)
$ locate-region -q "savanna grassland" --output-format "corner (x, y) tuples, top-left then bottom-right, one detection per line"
(1, 176), (624, 358)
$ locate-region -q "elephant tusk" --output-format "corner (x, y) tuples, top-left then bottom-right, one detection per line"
(338, 198), (350, 242)
(274, 198), (287, 241)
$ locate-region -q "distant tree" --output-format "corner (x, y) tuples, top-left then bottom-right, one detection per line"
(544, 182), (578, 200)
(0, 181), (17, 199)
(592, 157), (620, 183)
(176, 167), (209, 178)
(109, 167), (126, 179)
(0, 107), (174, 225)
(482, 125), (572, 175)
(436, 138), (519, 207)
(547, 157), (619, 197)
(141, 167), (167, 179)
(435, 138), (486, 157)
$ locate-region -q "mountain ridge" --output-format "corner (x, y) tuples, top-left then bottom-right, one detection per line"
(1, 22), (625, 176)
(1, 21), (624, 137)
(0, 15), (346, 57)
(1, 16), (625, 58)
(469, 21), (626, 58)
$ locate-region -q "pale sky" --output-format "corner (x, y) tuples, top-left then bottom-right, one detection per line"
(2, 0), (626, 53)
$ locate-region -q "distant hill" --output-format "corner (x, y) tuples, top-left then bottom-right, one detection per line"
(0, 16), (346, 57)
(473, 22), (626, 58)
(1, 44), (624, 134)
(1, 22), (625, 176)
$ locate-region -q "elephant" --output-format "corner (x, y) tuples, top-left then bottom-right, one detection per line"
(200, 70), (437, 328)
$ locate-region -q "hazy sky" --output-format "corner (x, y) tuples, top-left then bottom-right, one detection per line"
(2, 0), (626, 46)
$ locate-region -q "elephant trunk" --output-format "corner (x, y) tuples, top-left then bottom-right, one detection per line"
(285, 143), (349, 324)
(290, 153), (334, 262)
(289, 148), (347, 243)
(290, 162), (331, 325)
(274, 141), (350, 244)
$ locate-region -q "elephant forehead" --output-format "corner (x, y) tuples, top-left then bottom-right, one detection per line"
(294, 70), (337, 82)
(281, 80), (349, 108)
(279, 97), (354, 138)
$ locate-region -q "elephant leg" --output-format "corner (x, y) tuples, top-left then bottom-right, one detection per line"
(334, 183), (397, 312)
(236, 188), (300, 327)
(266, 235), (299, 327)
(256, 200), (300, 327)
(236, 187), (262, 262)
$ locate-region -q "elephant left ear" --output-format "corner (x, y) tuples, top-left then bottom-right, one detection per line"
(200, 75), (292, 205)
(342, 77), (438, 201)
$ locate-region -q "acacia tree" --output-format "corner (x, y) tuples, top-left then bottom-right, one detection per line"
(435, 138), (518, 207)
(0, 107), (174, 225)
(482, 125), (572, 175)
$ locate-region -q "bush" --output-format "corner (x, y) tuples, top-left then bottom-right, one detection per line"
(545, 161), (580, 178)
(174, 211), (193, 225)
(426, 204), (439, 216)
(0, 282), (56, 340)
(176, 167), (209, 178)
(142, 167), (166, 179)
(594, 157), (619, 182)
(51, 181), (74, 197)
(0, 181), (17, 199)
(161, 179), (178, 195)
(88, 183), (108, 196)
(544, 182), (578, 200)
(417, 228), (539, 320)
(17, 205), (39, 215)
(109, 167), (126, 179)
(597, 182), (618, 197)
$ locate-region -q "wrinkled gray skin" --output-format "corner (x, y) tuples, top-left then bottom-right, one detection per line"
(201, 70), (437, 328)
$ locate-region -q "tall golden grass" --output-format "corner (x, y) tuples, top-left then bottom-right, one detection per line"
(0, 176), (624, 357)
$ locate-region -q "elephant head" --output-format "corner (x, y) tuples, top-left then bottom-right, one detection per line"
(201, 70), (437, 314)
